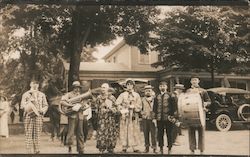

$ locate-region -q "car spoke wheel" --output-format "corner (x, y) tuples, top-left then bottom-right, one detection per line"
(215, 114), (232, 132)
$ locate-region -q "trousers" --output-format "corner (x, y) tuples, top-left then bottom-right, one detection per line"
(157, 120), (173, 150)
(188, 126), (205, 152)
(142, 119), (156, 148)
(67, 116), (85, 153)
(24, 115), (43, 153)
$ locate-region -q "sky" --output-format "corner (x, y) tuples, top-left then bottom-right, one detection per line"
(93, 37), (123, 62)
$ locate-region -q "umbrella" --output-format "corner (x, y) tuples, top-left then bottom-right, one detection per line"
(207, 87), (250, 94)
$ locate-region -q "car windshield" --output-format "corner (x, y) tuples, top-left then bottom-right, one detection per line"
(227, 93), (250, 105)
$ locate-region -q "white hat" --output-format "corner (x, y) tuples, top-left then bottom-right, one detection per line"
(144, 85), (154, 90)
(174, 84), (185, 90)
(72, 81), (81, 87)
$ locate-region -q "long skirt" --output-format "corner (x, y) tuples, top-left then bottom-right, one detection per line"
(96, 112), (119, 151)
(119, 115), (141, 149)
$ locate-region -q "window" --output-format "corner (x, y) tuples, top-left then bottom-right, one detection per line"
(139, 53), (150, 64)
(229, 80), (247, 90)
(158, 55), (163, 62)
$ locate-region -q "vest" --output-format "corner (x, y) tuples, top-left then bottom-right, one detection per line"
(155, 92), (173, 121)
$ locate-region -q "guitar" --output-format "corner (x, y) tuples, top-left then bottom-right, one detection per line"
(59, 88), (101, 116)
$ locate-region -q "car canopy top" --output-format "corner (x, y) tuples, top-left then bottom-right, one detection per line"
(207, 87), (250, 94)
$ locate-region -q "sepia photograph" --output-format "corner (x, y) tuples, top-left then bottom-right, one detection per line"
(0, 1), (249, 156)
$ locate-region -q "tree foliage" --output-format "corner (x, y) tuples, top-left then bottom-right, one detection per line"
(152, 6), (250, 86)
(0, 5), (160, 96)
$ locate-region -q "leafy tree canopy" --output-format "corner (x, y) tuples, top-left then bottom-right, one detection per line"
(0, 5), (160, 96)
(152, 6), (249, 75)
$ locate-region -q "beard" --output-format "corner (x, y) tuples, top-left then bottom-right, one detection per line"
(146, 96), (153, 101)
(160, 89), (166, 93)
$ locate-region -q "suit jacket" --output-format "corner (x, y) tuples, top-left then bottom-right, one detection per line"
(153, 92), (175, 121)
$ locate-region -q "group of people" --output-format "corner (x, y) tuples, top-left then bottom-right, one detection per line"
(19, 74), (211, 154)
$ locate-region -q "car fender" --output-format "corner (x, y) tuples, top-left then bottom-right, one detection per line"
(215, 110), (231, 117)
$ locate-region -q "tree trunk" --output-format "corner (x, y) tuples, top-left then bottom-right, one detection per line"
(67, 7), (91, 90)
(210, 59), (215, 88)
(29, 25), (38, 80)
(68, 8), (81, 91)
(67, 7), (92, 91)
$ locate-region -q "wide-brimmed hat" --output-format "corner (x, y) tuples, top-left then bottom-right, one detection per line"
(144, 85), (154, 90)
(174, 84), (185, 90)
(72, 81), (81, 88)
(126, 79), (135, 86)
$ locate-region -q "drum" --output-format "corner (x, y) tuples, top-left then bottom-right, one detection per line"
(178, 93), (205, 127)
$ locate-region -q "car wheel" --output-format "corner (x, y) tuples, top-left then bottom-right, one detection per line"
(215, 114), (232, 132)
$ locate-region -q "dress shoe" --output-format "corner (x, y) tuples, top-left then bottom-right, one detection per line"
(168, 149), (172, 154)
(190, 150), (195, 154)
(108, 149), (114, 153)
(143, 147), (149, 153)
(78, 151), (84, 154)
(173, 142), (181, 146)
(160, 147), (163, 154)
(133, 149), (141, 153)
(68, 146), (72, 153)
(35, 151), (40, 154)
(153, 148), (158, 154)
(122, 149), (127, 153)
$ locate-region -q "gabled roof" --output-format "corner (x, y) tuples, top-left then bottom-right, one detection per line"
(102, 40), (126, 60)
(63, 62), (130, 71)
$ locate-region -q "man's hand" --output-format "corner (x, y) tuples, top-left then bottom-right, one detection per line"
(129, 104), (135, 109)
(39, 111), (44, 115)
(152, 119), (157, 126)
(175, 122), (181, 127)
(72, 103), (82, 112)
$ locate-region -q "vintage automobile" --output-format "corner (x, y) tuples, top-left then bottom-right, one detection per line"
(206, 87), (250, 131)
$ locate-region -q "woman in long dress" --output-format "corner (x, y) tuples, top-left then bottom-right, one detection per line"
(96, 83), (119, 153)
(0, 95), (10, 138)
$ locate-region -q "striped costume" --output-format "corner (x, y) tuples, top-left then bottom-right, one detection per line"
(116, 90), (142, 151)
(21, 90), (48, 153)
